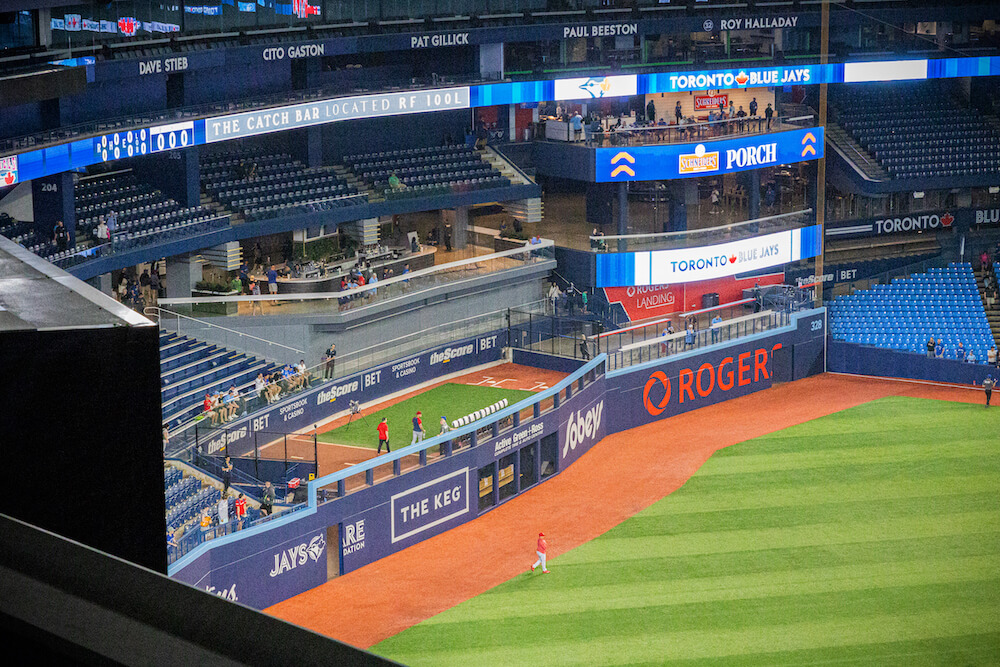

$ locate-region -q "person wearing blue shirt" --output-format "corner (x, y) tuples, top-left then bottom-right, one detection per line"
(570, 111), (583, 141)
(955, 342), (966, 361)
(266, 265), (278, 303)
(711, 314), (723, 343)
(685, 322), (696, 347)
(934, 339), (944, 358)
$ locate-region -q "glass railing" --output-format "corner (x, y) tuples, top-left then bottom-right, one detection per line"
(51, 214), (231, 269)
(157, 239), (554, 320)
(591, 209), (814, 254)
(603, 309), (792, 372)
(545, 114), (815, 148)
(161, 300), (549, 452)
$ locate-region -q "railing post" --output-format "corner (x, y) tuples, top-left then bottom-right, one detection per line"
(365, 468), (374, 485)
(337, 479), (345, 497)
(419, 449), (427, 465)
(393, 458), (401, 476)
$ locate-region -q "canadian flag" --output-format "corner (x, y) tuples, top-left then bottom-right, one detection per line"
(292, 0), (320, 18)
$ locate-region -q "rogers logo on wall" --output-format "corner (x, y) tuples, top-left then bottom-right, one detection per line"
(874, 212), (953, 235)
(603, 285), (679, 321)
(642, 344), (782, 416)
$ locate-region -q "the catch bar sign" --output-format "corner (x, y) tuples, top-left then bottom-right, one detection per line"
(390, 468), (470, 543)
(205, 87), (470, 142)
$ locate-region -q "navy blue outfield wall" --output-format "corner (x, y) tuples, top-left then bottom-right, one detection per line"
(827, 339), (997, 386)
(169, 308), (826, 609)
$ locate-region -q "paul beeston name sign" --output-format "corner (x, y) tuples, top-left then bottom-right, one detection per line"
(206, 87), (470, 142)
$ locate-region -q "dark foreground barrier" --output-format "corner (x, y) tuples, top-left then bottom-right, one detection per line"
(169, 309), (827, 609)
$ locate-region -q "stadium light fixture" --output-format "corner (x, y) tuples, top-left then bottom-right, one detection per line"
(989, 186), (999, 194)
(913, 191), (925, 199)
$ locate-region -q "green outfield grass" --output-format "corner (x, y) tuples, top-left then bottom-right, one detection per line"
(374, 397), (1000, 666)
(317, 383), (534, 449)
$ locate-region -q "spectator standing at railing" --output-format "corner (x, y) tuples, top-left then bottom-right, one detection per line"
(646, 98), (656, 123)
(749, 97), (758, 119)
(106, 210), (118, 237)
(95, 219), (110, 243)
(926, 336), (936, 358)
(736, 106), (747, 133)
(217, 492), (229, 534)
(149, 270), (160, 306)
(53, 220), (69, 251)
(234, 493), (247, 528)
(954, 342), (967, 362)
(547, 282), (561, 314)
(710, 188), (722, 215)
(988, 346), (997, 367)
(249, 280), (263, 315)
(139, 270), (152, 305)
(261, 481), (275, 516)
(323, 343), (336, 379)
(711, 314), (723, 343)
(968, 349), (978, 364)
(675, 100), (683, 124)
(765, 103), (774, 130)
(266, 265), (278, 304)
(222, 456), (233, 494)
(685, 322), (696, 348)
(935, 338), (944, 359)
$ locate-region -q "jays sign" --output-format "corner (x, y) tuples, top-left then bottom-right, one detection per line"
(597, 127), (823, 182)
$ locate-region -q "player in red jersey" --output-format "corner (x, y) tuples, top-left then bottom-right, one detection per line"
(531, 532), (550, 573)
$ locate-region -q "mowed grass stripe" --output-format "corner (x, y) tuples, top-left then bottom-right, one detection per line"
(375, 397), (1000, 666)
(614, 490), (1000, 536)
(650, 474), (1000, 514)
(418, 554), (1000, 624)
(384, 606), (1000, 666)
(696, 439), (993, 475)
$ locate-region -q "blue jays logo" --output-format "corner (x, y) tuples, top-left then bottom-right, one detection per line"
(306, 534), (326, 562)
(578, 77), (614, 99)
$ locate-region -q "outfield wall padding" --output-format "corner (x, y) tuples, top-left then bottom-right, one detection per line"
(827, 339), (995, 385)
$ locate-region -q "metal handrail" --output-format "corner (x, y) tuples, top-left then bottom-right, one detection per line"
(146, 306), (306, 355)
(158, 238), (554, 306)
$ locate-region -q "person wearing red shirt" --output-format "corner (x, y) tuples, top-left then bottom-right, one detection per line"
(377, 417), (390, 454)
(531, 532), (550, 573)
(234, 493), (248, 528)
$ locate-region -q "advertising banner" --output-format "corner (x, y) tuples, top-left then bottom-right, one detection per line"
(596, 225), (821, 287)
(825, 209), (980, 238)
(606, 309), (825, 433)
(602, 272), (784, 320)
(205, 87), (470, 143)
(596, 127), (824, 182)
(172, 525), (328, 610)
(694, 94), (728, 111)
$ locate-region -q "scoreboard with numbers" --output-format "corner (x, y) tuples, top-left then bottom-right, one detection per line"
(92, 121), (194, 163)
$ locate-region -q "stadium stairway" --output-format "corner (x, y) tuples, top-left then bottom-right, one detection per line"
(979, 262), (1000, 347)
(828, 262), (995, 362)
(159, 329), (280, 430)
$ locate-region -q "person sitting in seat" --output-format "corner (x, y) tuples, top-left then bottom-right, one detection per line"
(295, 360), (311, 388)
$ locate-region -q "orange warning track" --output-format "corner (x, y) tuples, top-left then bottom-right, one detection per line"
(265, 373), (985, 649)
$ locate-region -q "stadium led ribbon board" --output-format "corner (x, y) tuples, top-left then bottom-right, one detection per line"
(3, 55), (1000, 186)
(596, 127), (823, 182)
(596, 225), (823, 287)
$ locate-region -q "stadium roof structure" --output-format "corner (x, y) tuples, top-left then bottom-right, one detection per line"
(0, 234), (152, 331)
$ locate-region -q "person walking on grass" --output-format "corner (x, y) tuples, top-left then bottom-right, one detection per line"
(411, 411), (425, 445)
(531, 532), (550, 573)
(377, 417), (390, 454)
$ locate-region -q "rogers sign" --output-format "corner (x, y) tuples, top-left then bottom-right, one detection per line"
(642, 344), (782, 416)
